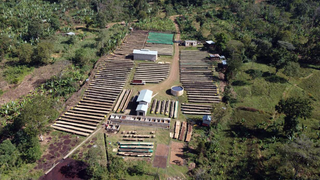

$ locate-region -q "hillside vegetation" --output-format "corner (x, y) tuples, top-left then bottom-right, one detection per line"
(0, 0), (319, 179)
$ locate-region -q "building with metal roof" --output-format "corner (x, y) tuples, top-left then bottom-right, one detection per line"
(136, 89), (153, 116)
(133, 49), (158, 61)
(185, 40), (197, 47)
(137, 89), (153, 103)
(205, 40), (215, 44)
(202, 115), (212, 126)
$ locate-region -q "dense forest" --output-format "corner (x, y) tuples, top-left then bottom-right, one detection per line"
(0, 0), (320, 179)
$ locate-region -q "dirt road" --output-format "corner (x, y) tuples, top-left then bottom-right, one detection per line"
(149, 16), (181, 93)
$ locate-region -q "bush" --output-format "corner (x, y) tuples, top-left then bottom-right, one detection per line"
(32, 41), (54, 65)
(135, 17), (175, 32)
(251, 79), (268, 96)
(73, 49), (91, 67)
(3, 65), (34, 84)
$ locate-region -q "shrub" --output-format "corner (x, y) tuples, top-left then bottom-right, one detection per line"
(3, 65), (34, 84)
(251, 79), (268, 96)
(73, 49), (91, 67)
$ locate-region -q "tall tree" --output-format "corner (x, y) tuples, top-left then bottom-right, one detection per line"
(214, 33), (229, 53)
(275, 97), (313, 136)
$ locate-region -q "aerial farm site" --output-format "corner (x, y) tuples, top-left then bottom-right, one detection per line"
(41, 26), (223, 177)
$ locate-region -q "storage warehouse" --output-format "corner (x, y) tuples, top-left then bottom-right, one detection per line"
(136, 89), (153, 116)
(133, 49), (158, 61)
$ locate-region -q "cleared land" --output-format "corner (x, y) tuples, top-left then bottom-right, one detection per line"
(144, 43), (173, 56)
(170, 142), (185, 166)
(153, 144), (170, 168)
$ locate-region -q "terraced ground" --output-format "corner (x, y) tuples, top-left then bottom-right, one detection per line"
(52, 30), (149, 136)
(134, 63), (170, 83)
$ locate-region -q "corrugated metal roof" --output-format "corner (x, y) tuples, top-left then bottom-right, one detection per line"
(133, 49), (158, 56)
(137, 89), (153, 103)
(136, 104), (148, 112)
(203, 115), (212, 121)
(222, 60), (227, 65)
(206, 40), (215, 44)
(185, 40), (197, 42)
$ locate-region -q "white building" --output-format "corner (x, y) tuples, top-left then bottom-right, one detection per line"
(185, 40), (197, 47)
(136, 89), (153, 116)
(133, 49), (158, 61)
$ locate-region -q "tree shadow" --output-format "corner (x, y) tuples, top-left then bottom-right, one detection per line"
(231, 80), (248, 86)
(82, 43), (96, 49)
(59, 160), (91, 179)
(225, 123), (284, 140)
(258, 71), (288, 83)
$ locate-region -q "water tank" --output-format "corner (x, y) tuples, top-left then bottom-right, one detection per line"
(171, 86), (184, 96)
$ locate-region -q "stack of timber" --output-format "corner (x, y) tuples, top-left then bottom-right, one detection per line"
(113, 89), (133, 113)
(150, 99), (178, 118)
(174, 121), (181, 139)
(117, 142), (154, 157)
(110, 114), (171, 128)
(52, 60), (133, 136)
(181, 103), (212, 115)
(134, 63), (170, 83)
(180, 50), (221, 103)
(179, 122), (187, 141)
(185, 123), (193, 142)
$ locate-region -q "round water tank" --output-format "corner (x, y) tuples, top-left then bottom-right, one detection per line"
(171, 86), (184, 96)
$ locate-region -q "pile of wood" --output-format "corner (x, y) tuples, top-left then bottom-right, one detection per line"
(150, 99), (178, 118)
(173, 121), (193, 142)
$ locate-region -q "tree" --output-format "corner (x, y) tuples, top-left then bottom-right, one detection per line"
(211, 103), (229, 125)
(50, 15), (60, 30)
(27, 20), (43, 39)
(0, 35), (13, 60)
(32, 41), (53, 65)
(283, 62), (300, 80)
(275, 97), (313, 136)
(225, 53), (243, 80)
(271, 47), (298, 73)
(84, 16), (93, 29)
(214, 33), (229, 53)
(17, 44), (33, 64)
(73, 49), (91, 67)
(0, 140), (20, 171)
(18, 95), (58, 136)
(23, 136), (42, 163)
(67, 35), (77, 45)
(279, 135), (320, 178)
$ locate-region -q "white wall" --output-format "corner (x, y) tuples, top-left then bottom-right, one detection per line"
(133, 54), (157, 61)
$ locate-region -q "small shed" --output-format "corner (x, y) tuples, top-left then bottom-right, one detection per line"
(185, 40), (197, 47)
(205, 40), (215, 45)
(202, 115), (212, 126)
(136, 89), (153, 116)
(133, 49), (158, 61)
(66, 32), (76, 36)
(209, 54), (220, 61)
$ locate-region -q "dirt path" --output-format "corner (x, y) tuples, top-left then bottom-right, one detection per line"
(0, 60), (70, 105)
(149, 16), (181, 93)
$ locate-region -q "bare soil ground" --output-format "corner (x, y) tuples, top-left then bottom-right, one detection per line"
(170, 142), (185, 166)
(153, 144), (169, 168)
(34, 133), (87, 172)
(219, 72), (227, 93)
(39, 158), (90, 180)
(0, 60), (70, 105)
(144, 43), (173, 56)
(155, 144), (170, 156)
